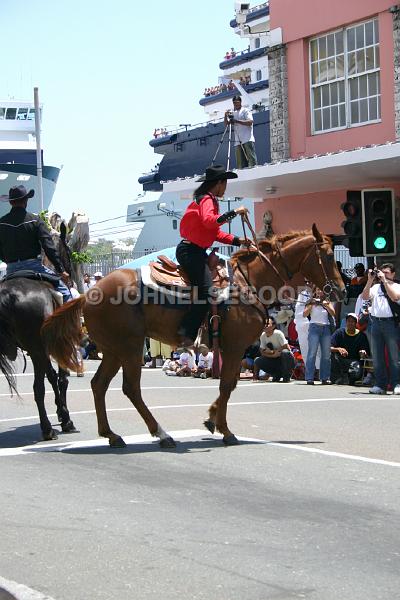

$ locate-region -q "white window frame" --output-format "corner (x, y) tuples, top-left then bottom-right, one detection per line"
(309, 18), (381, 135)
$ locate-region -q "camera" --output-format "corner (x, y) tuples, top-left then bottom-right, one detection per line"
(226, 111), (234, 122)
(235, 1), (250, 24)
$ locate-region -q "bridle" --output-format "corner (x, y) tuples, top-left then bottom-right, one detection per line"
(238, 213), (337, 302)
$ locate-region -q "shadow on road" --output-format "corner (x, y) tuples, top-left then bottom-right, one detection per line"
(268, 440), (325, 445)
(23, 437), (265, 456)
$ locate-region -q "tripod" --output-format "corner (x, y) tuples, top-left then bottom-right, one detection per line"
(211, 118), (251, 169)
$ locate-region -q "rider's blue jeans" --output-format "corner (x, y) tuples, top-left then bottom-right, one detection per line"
(6, 258), (71, 302)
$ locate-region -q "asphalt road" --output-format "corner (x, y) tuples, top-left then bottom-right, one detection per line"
(0, 358), (399, 600)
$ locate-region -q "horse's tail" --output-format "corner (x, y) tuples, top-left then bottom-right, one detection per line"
(0, 288), (19, 394)
(41, 295), (86, 372)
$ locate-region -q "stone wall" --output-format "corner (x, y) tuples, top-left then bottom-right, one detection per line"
(268, 44), (290, 161)
(393, 8), (400, 141)
(392, 10), (400, 273)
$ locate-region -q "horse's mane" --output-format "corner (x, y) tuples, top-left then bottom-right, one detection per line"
(230, 229), (331, 267)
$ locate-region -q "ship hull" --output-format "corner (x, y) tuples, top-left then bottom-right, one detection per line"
(0, 163), (60, 217)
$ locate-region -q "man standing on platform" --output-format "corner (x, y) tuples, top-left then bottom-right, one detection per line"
(225, 95), (257, 169)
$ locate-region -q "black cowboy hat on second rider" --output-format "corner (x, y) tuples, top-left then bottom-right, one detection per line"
(8, 185), (35, 203)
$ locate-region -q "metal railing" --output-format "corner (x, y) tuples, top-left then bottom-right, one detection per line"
(81, 244), (363, 276)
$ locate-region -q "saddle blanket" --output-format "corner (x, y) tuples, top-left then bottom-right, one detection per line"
(139, 266), (230, 305)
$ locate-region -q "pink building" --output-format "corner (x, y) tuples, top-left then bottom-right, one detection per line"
(250, 0), (400, 265)
(163, 1), (399, 266)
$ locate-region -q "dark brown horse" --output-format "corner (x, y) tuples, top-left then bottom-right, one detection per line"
(0, 225), (76, 441)
(42, 225), (345, 448)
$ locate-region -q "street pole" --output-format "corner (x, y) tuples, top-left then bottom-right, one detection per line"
(34, 87), (44, 212)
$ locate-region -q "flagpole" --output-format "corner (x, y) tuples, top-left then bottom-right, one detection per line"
(34, 87), (44, 212)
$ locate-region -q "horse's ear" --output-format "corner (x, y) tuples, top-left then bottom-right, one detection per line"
(60, 221), (67, 243)
(312, 223), (323, 242)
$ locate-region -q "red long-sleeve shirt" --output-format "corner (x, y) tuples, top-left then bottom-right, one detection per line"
(179, 193), (235, 248)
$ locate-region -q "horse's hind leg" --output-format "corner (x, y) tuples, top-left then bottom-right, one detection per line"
(91, 353), (125, 448)
(122, 349), (176, 449)
(45, 361), (76, 433)
(31, 355), (58, 441)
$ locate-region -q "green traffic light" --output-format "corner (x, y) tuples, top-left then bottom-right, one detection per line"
(373, 236), (387, 250)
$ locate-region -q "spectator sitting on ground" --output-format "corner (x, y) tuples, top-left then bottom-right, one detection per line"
(253, 317), (295, 382)
(162, 350), (181, 375)
(193, 344), (213, 379)
(176, 347), (196, 377)
(330, 313), (370, 385)
(241, 340), (260, 376)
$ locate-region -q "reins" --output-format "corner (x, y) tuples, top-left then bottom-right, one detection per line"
(237, 214), (337, 301)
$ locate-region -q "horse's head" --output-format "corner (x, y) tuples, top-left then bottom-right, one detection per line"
(301, 224), (346, 302)
(56, 222), (73, 276)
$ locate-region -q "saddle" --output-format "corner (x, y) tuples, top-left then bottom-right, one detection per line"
(149, 255), (229, 290)
(1, 269), (60, 287)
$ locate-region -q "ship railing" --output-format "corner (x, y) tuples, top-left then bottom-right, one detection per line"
(152, 116), (224, 140)
(247, 1), (269, 14)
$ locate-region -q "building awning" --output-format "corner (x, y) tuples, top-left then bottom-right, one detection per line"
(162, 141), (400, 199)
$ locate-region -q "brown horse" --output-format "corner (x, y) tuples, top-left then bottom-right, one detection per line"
(42, 224), (345, 448)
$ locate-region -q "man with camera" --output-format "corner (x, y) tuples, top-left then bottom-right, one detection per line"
(224, 95), (257, 169)
(361, 263), (400, 395)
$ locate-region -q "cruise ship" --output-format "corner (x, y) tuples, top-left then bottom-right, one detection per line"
(128, 2), (270, 253)
(0, 100), (60, 217)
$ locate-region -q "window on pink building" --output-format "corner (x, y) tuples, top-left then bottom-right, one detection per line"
(310, 18), (380, 134)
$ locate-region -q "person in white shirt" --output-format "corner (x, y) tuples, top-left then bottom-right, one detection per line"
(83, 273), (92, 292)
(193, 344), (213, 379)
(224, 95), (257, 169)
(294, 284), (320, 371)
(361, 263), (400, 395)
(303, 288), (336, 385)
(253, 317), (295, 382)
(176, 348), (196, 377)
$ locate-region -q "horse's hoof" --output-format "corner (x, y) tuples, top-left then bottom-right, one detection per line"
(223, 434), (240, 446)
(160, 436), (176, 449)
(109, 436), (126, 448)
(43, 428), (58, 441)
(61, 420), (77, 433)
(203, 419), (216, 434)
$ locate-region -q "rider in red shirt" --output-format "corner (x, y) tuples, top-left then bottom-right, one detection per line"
(176, 164), (248, 346)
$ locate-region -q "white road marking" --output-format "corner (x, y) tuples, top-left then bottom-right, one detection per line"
(0, 396), (384, 424)
(1, 426), (399, 468)
(268, 442), (400, 468)
(0, 575), (56, 599)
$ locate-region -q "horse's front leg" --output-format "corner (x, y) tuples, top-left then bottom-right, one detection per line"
(205, 352), (242, 446)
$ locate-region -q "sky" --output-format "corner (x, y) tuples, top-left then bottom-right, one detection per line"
(2, 0), (246, 240)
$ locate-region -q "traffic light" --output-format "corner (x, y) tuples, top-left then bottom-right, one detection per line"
(362, 189), (396, 256)
(341, 191), (363, 256)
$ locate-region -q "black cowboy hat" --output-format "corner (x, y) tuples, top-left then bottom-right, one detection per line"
(9, 185), (35, 202)
(196, 164), (238, 182)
